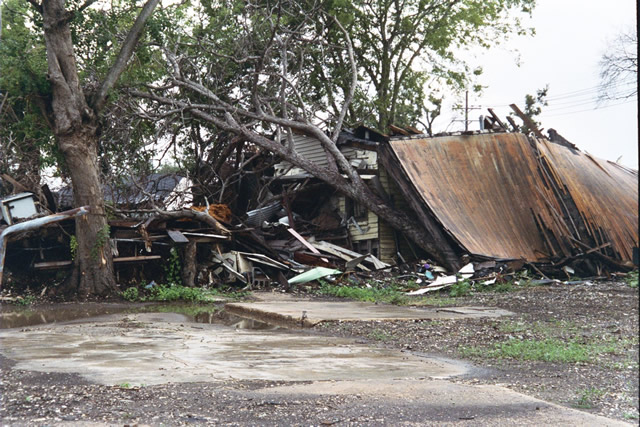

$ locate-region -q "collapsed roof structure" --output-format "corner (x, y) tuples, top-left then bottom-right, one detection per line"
(1, 119), (637, 291)
(377, 131), (637, 270)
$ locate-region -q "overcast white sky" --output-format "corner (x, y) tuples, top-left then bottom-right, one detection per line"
(439, 0), (638, 169)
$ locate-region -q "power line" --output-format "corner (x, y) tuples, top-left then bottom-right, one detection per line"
(545, 79), (636, 100)
(543, 98), (637, 118)
(483, 79), (637, 108)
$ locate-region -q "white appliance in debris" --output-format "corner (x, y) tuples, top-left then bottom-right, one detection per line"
(0, 192), (38, 225)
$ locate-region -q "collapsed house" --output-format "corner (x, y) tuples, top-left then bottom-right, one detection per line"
(0, 121), (637, 291)
(273, 126), (638, 274)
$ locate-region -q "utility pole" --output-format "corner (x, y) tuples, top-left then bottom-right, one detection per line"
(453, 91), (481, 131)
(465, 91), (469, 131)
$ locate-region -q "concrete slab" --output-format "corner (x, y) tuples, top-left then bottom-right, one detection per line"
(260, 379), (630, 426)
(0, 312), (465, 386)
(225, 300), (513, 327)
(0, 308), (629, 426)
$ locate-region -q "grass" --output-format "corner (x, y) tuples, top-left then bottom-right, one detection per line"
(625, 270), (638, 288)
(574, 387), (606, 409)
(461, 336), (632, 363)
(317, 282), (409, 304)
(449, 280), (471, 297)
(15, 295), (36, 306)
(316, 282), (457, 306)
(368, 329), (393, 342)
(121, 284), (247, 303)
(497, 319), (579, 335)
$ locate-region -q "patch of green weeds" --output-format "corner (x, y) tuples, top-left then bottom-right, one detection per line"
(317, 282), (409, 305)
(368, 329), (393, 342)
(497, 319), (579, 336)
(461, 336), (630, 363)
(146, 284), (205, 302)
(120, 283), (246, 303)
(118, 382), (131, 389)
(15, 295), (36, 306)
(316, 281), (459, 307)
(625, 270), (638, 288)
(69, 235), (78, 261)
(449, 279), (471, 297)
(623, 412), (639, 420)
(574, 387), (606, 409)
(164, 247), (182, 286)
(122, 287), (139, 302)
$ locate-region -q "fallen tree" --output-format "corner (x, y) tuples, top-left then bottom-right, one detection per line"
(133, 7), (462, 269)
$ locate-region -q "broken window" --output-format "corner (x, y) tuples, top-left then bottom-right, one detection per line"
(345, 197), (367, 221)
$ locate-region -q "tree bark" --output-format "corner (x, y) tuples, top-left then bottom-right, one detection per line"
(60, 132), (117, 297)
(39, 0), (115, 297)
(37, 0), (159, 297)
(182, 241), (197, 287)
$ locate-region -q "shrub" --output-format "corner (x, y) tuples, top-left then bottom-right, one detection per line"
(122, 287), (139, 302)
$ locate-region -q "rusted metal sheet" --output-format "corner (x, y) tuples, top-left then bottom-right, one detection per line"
(537, 139), (638, 262)
(0, 206), (90, 286)
(387, 133), (604, 262)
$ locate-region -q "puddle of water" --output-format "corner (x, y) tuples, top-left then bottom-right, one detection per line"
(0, 302), (276, 330)
(0, 303), (135, 329)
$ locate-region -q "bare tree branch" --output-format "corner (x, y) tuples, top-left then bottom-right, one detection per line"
(329, 14), (357, 143)
(91, 0), (161, 112)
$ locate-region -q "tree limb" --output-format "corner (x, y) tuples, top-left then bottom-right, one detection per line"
(91, 0), (161, 112)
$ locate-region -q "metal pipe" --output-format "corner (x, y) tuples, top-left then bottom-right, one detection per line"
(0, 206), (89, 287)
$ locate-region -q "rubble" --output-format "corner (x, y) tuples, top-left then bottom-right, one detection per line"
(0, 119), (637, 293)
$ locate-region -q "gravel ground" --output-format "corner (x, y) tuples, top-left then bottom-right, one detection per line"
(315, 280), (639, 422)
(1, 280), (638, 425)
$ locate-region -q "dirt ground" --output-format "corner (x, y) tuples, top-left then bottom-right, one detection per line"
(316, 280), (640, 422)
(1, 280), (638, 425)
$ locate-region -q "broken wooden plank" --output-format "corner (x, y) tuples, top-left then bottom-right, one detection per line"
(181, 232), (230, 240)
(509, 104), (545, 139)
(34, 260), (73, 269)
(345, 253), (369, 270)
(113, 256), (162, 262)
(310, 241), (369, 271)
(487, 108), (508, 131)
(293, 251), (336, 268)
(238, 252), (290, 270)
(312, 240), (389, 270)
(287, 228), (329, 263)
(506, 116), (519, 132)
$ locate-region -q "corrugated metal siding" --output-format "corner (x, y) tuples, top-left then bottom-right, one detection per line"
(537, 139), (638, 261)
(389, 133), (573, 261)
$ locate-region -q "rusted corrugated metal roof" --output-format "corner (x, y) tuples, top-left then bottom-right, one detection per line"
(387, 132), (638, 263)
(537, 139), (638, 261)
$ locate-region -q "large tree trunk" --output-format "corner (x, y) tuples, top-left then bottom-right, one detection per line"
(60, 131), (117, 297)
(37, 0), (158, 298)
(41, 0), (117, 297)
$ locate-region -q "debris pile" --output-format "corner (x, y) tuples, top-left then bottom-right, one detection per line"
(1, 122), (637, 293)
